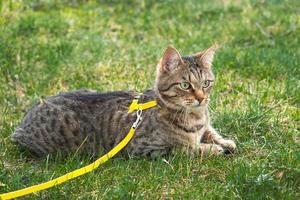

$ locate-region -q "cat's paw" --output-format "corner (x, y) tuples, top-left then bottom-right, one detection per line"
(219, 139), (236, 153)
(200, 144), (224, 156)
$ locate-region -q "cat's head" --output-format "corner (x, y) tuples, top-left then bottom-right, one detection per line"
(155, 45), (218, 111)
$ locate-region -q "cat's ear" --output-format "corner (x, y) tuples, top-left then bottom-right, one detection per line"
(194, 44), (219, 69)
(159, 46), (183, 72)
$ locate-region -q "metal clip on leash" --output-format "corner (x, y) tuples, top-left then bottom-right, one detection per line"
(132, 109), (142, 129)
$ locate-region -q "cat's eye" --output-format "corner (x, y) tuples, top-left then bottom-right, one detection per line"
(180, 82), (191, 90)
(202, 80), (210, 88)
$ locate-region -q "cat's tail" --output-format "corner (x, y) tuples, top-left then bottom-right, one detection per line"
(10, 127), (26, 143)
(11, 127), (45, 156)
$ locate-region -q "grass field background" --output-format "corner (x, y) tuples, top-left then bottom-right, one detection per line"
(0, 0), (299, 199)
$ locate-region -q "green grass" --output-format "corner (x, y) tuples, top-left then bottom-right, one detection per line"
(0, 0), (299, 199)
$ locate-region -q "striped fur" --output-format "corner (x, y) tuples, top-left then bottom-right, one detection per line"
(11, 46), (236, 158)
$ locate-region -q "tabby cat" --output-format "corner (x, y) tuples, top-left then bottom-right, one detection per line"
(11, 45), (236, 158)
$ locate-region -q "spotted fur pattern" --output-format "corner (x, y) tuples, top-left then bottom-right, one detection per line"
(11, 46), (236, 158)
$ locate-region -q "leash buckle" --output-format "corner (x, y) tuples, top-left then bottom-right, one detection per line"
(132, 109), (142, 129)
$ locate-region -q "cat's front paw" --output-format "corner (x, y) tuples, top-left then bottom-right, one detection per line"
(200, 144), (224, 156)
(219, 139), (236, 153)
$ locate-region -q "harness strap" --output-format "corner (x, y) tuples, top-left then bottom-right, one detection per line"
(128, 97), (157, 113)
(0, 98), (157, 200)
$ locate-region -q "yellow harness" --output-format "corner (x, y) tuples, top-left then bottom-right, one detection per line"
(0, 98), (157, 200)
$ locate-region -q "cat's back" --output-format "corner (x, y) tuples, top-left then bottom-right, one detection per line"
(11, 89), (137, 156)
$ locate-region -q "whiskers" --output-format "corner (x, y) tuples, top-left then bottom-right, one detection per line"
(206, 98), (217, 115)
(183, 98), (196, 106)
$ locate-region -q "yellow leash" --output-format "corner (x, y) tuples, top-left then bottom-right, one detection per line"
(0, 98), (157, 200)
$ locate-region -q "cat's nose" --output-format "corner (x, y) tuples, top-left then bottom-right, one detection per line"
(194, 90), (206, 103)
(196, 97), (204, 103)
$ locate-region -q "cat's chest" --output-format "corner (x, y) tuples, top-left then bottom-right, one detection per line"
(190, 112), (208, 143)
(176, 118), (208, 148)
(196, 124), (207, 142)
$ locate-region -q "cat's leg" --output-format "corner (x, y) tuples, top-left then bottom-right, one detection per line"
(202, 126), (236, 153)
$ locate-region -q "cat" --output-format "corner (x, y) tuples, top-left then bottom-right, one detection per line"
(11, 45), (236, 158)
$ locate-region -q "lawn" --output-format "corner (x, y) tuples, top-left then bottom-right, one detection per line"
(0, 0), (299, 199)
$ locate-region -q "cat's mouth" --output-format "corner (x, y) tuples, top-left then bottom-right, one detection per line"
(188, 98), (209, 108)
(191, 100), (201, 107)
